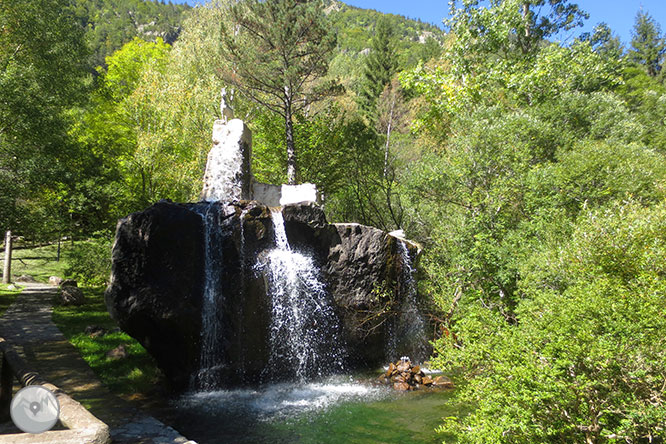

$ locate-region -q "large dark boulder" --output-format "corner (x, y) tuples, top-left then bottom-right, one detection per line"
(106, 200), (425, 390)
(105, 200), (206, 389)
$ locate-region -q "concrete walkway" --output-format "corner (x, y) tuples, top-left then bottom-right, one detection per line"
(0, 283), (196, 444)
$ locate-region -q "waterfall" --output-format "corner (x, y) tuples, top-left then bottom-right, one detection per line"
(263, 210), (346, 380)
(194, 203), (225, 390)
(392, 241), (428, 363)
(236, 208), (248, 382)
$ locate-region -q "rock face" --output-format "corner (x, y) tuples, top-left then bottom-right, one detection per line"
(106, 200), (427, 391)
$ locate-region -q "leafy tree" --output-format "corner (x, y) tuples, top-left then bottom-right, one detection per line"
(628, 10), (666, 77)
(219, 0), (338, 184)
(358, 17), (398, 122)
(446, 0), (588, 62)
(0, 0), (89, 236)
(71, 37), (172, 214)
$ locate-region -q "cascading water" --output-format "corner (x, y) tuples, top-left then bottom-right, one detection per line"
(389, 240), (428, 363)
(193, 203), (225, 390)
(262, 210), (347, 380)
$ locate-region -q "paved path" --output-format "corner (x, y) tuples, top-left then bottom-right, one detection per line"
(0, 283), (196, 444)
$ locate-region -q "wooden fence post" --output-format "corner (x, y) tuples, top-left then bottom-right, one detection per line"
(2, 231), (11, 285)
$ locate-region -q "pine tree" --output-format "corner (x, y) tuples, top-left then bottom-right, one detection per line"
(220, 0), (338, 185)
(586, 23), (623, 61)
(358, 17), (398, 123)
(629, 10), (666, 77)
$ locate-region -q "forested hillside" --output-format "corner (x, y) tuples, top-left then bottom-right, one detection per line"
(2, 0), (666, 441)
(73, 0), (190, 68)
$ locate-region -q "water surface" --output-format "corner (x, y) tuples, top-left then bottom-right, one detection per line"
(168, 376), (457, 444)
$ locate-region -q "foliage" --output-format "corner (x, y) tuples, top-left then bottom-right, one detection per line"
(582, 23), (624, 60)
(628, 10), (666, 77)
(220, 0), (339, 184)
(64, 232), (114, 286)
(434, 202), (666, 443)
(0, 0), (89, 236)
(69, 37), (172, 224)
(397, 1), (666, 441)
(72, 0), (189, 69)
(358, 17), (398, 122)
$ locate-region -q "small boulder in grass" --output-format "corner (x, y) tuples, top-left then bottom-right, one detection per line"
(85, 325), (107, 338)
(107, 344), (129, 361)
(16, 275), (37, 283)
(60, 285), (85, 306)
(378, 357), (454, 391)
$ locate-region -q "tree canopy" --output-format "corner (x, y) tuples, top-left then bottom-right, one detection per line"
(219, 0), (339, 184)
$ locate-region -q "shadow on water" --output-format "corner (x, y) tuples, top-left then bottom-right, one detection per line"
(166, 375), (460, 444)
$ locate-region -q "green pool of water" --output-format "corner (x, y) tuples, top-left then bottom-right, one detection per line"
(167, 376), (459, 444)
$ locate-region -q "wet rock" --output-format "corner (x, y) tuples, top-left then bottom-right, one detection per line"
(432, 375), (455, 389)
(105, 200), (207, 390)
(107, 344), (129, 360)
(379, 358), (454, 391)
(393, 382), (410, 391)
(396, 361), (410, 372)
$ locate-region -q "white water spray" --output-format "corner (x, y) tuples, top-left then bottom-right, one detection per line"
(263, 210), (346, 380)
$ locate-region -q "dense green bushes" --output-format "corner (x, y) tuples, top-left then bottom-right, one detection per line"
(65, 233), (113, 286)
(395, 1), (666, 441)
(433, 202), (666, 443)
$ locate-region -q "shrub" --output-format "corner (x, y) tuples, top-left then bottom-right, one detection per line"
(65, 232), (113, 287)
(434, 201), (666, 443)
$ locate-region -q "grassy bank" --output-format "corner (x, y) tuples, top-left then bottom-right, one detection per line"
(7, 243), (71, 282)
(52, 287), (164, 397)
(0, 284), (20, 316)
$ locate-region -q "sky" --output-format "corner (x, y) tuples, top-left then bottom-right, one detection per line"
(172, 1), (666, 46)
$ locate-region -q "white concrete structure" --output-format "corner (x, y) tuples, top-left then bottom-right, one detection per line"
(279, 183), (318, 206)
(252, 181), (282, 207)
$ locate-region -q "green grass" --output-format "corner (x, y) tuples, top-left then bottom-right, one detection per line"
(0, 283), (21, 316)
(52, 287), (164, 396)
(7, 243), (72, 283)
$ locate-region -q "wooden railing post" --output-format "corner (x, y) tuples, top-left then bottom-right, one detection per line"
(2, 231), (11, 284)
(0, 354), (13, 421)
